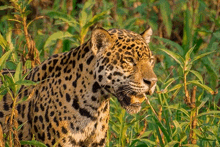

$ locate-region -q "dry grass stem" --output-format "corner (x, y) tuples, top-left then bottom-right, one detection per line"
(137, 120), (147, 138)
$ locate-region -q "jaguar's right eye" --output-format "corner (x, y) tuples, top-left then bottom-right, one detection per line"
(124, 57), (136, 66)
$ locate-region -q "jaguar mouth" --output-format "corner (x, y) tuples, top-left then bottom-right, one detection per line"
(116, 91), (149, 114)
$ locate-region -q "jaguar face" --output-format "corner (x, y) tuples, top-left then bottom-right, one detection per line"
(114, 56), (157, 114)
(92, 27), (157, 114)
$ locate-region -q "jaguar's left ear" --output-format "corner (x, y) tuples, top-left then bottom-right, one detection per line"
(140, 26), (153, 44)
(91, 27), (113, 55)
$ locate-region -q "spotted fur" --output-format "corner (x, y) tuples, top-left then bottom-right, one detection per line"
(0, 27), (157, 147)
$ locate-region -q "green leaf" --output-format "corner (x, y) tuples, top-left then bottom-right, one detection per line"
(14, 62), (22, 82)
(182, 144), (200, 147)
(141, 139), (156, 146)
(162, 77), (179, 92)
(189, 70), (203, 83)
(0, 95), (4, 101)
(187, 80), (215, 95)
(168, 83), (183, 93)
(15, 80), (37, 86)
(190, 51), (215, 64)
(44, 31), (75, 49)
(213, 31), (220, 39)
(160, 48), (184, 68)
(79, 0), (95, 28)
(20, 140), (47, 147)
(166, 105), (190, 118)
(84, 10), (109, 30)
(80, 10), (109, 41)
(171, 87), (181, 100)
(159, 0), (172, 37)
(0, 5), (13, 11)
(139, 131), (153, 138)
(28, 0), (33, 4)
(172, 120), (182, 137)
(185, 46), (195, 63)
(135, 143), (149, 147)
(8, 18), (22, 24)
(129, 139), (142, 147)
(4, 75), (15, 92)
(25, 60), (32, 69)
(154, 36), (183, 55)
(165, 141), (179, 147)
(0, 50), (12, 69)
(197, 97), (209, 110)
(0, 34), (8, 50)
(123, 17), (138, 30)
(23, 10), (32, 17)
(6, 29), (15, 52)
(46, 11), (79, 28)
(197, 111), (220, 118)
(17, 121), (27, 131)
(202, 57), (218, 88)
(17, 96), (28, 104)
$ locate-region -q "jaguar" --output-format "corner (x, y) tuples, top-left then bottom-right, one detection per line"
(0, 27), (157, 147)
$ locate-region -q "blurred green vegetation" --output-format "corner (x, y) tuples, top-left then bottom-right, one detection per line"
(0, 0), (219, 146)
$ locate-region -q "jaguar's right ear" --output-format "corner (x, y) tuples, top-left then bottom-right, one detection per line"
(140, 26), (153, 44)
(91, 28), (113, 55)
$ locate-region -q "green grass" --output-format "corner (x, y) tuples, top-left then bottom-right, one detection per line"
(0, 0), (219, 146)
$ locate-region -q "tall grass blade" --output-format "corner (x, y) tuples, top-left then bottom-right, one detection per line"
(154, 124), (165, 147)
(153, 115), (172, 142)
(182, 7), (192, 52)
(20, 140), (47, 147)
(159, 0), (172, 37)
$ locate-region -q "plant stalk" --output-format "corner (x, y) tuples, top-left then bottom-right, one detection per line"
(184, 69), (190, 105)
(189, 86), (197, 144)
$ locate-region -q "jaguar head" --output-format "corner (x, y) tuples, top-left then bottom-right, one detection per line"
(91, 27), (157, 114)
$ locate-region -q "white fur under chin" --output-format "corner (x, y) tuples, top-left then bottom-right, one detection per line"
(125, 105), (142, 114)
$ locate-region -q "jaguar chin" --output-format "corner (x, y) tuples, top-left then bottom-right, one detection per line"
(116, 86), (152, 114)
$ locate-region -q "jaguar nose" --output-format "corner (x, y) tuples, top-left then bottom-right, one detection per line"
(143, 78), (157, 88)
